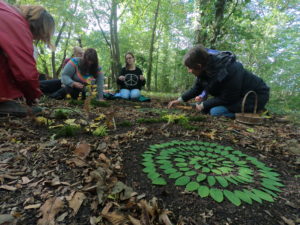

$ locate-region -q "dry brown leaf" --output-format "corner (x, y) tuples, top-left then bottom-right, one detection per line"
(37, 197), (64, 225)
(21, 177), (31, 184)
(99, 153), (111, 164)
(159, 210), (173, 225)
(128, 215), (142, 225)
(66, 158), (88, 167)
(0, 185), (17, 191)
(281, 216), (296, 225)
(139, 200), (152, 225)
(74, 143), (91, 159)
(68, 192), (86, 216)
(24, 203), (42, 210)
(101, 202), (128, 224)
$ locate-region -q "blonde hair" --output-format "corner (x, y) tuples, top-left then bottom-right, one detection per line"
(18, 5), (55, 49)
(73, 46), (84, 57)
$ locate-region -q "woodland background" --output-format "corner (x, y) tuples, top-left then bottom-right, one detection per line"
(6, 0), (300, 117)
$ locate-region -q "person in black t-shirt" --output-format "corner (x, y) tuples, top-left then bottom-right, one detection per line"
(117, 52), (146, 99)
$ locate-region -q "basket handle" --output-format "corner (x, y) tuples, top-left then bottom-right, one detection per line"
(241, 91), (258, 114)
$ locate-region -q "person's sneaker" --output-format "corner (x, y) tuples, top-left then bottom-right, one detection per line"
(0, 101), (43, 117)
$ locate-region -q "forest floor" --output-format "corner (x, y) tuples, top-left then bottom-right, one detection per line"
(0, 97), (299, 225)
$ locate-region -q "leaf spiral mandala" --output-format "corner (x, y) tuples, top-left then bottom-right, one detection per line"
(141, 140), (284, 206)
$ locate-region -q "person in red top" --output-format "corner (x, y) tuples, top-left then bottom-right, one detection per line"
(0, 1), (55, 116)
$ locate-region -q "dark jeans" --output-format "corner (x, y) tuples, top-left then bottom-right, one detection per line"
(39, 79), (86, 100)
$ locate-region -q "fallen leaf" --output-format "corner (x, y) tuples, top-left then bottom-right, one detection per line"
(56, 212), (68, 222)
(0, 185), (17, 191)
(66, 158), (88, 167)
(281, 216), (296, 225)
(21, 177), (31, 184)
(24, 204), (41, 210)
(74, 143), (91, 159)
(101, 203), (127, 225)
(128, 215), (141, 225)
(0, 214), (16, 225)
(37, 197), (64, 225)
(68, 192), (86, 216)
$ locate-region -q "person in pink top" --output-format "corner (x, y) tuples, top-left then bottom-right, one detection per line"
(0, 1), (55, 116)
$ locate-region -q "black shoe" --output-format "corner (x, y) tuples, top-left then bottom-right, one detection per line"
(0, 101), (43, 117)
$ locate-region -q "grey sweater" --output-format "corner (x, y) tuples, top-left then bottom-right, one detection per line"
(61, 57), (104, 99)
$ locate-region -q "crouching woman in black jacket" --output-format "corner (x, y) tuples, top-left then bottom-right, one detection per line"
(168, 45), (269, 118)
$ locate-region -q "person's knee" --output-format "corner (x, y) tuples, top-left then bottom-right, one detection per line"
(130, 89), (140, 99)
(120, 89), (130, 99)
(210, 106), (225, 116)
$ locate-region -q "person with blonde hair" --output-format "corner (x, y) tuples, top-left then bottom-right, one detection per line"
(0, 1), (55, 116)
(63, 46), (84, 67)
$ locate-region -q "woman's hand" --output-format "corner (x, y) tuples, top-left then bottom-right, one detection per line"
(72, 82), (84, 89)
(118, 76), (125, 81)
(140, 75), (145, 80)
(168, 99), (180, 109)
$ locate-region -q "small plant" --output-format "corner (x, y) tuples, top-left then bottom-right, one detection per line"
(54, 109), (72, 119)
(117, 120), (133, 127)
(137, 117), (166, 124)
(90, 98), (110, 107)
(141, 141), (284, 206)
(189, 115), (206, 122)
(162, 114), (189, 125)
(69, 99), (84, 106)
(93, 125), (108, 136)
(54, 125), (80, 138)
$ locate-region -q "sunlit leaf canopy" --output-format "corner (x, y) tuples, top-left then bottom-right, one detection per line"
(9, 0), (300, 97)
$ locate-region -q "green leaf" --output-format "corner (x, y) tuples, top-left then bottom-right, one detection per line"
(260, 188), (278, 197)
(142, 167), (155, 173)
(142, 162), (154, 167)
(198, 186), (210, 198)
(234, 190), (252, 204)
(211, 169), (222, 175)
(169, 172), (183, 179)
(261, 183), (282, 192)
(175, 176), (190, 186)
(174, 158), (185, 162)
(202, 167), (211, 173)
(225, 176), (238, 185)
(207, 176), (216, 186)
(243, 189), (262, 203)
(179, 167), (190, 171)
(261, 178), (284, 187)
(252, 189), (274, 202)
(186, 182), (200, 191)
(159, 164), (172, 170)
(164, 168), (177, 174)
(147, 172), (160, 180)
(224, 190), (241, 206)
(215, 176), (229, 187)
(196, 174), (207, 182)
(152, 178), (166, 185)
(210, 188), (224, 202)
(156, 160), (170, 164)
(185, 171), (197, 176)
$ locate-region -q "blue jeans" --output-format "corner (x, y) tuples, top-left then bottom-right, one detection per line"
(119, 89), (141, 99)
(209, 106), (235, 118)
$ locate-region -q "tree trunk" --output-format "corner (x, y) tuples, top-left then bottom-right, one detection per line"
(38, 46), (49, 76)
(194, 0), (210, 45)
(109, 0), (121, 86)
(146, 0), (161, 90)
(51, 21), (66, 78)
(210, 0), (226, 48)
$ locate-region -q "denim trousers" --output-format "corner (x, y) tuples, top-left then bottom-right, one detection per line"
(209, 106), (235, 118)
(119, 89), (141, 99)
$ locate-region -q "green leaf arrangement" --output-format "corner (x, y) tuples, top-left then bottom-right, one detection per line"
(141, 140), (284, 206)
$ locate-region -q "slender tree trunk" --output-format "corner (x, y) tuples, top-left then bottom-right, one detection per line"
(146, 0), (161, 91)
(194, 0), (210, 45)
(210, 0), (226, 48)
(109, 0), (121, 85)
(51, 21), (66, 78)
(38, 46), (49, 76)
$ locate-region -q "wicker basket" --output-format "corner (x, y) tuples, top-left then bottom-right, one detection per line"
(235, 91), (264, 125)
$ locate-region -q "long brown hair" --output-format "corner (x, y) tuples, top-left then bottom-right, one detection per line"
(183, 44), (209, 70)
(18, 5), (55, 48)
(79, 48), (99, 78)
(125, 52), (135, 69)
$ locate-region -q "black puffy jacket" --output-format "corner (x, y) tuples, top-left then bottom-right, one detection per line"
(181, 52), (269, 113)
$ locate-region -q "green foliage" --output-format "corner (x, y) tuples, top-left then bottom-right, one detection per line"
(69, 99), (84, 106)
(53, 109), (71, 119)
(92, 125), (108, 136)
(90, 99), (110, 107)
(54, 125), (80, 138)
(117, 120), (133, 127)
(141, 141), (284, 205)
